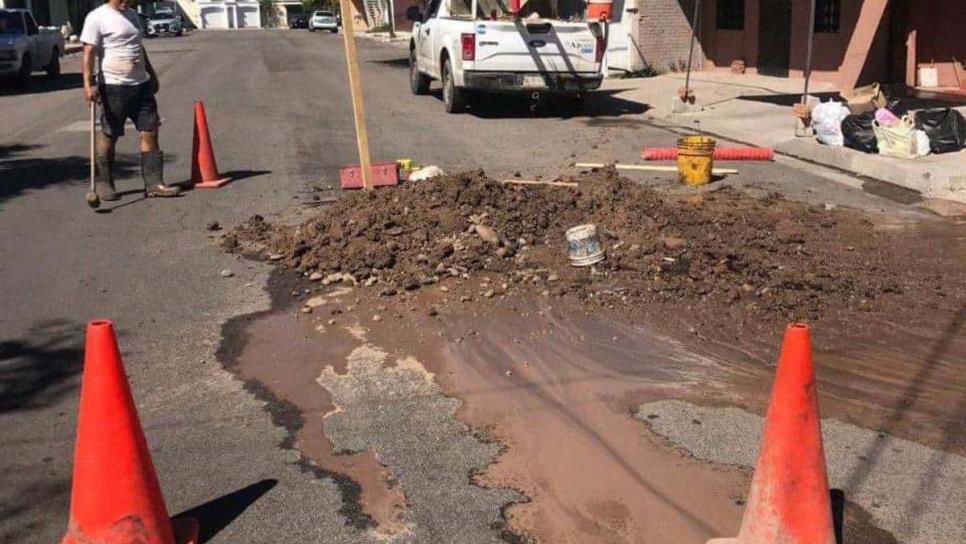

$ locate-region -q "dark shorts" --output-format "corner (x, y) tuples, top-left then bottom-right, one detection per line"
(100, 82), (160, 138)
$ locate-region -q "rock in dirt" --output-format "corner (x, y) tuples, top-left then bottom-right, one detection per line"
(306, 296), (327, 308)
(220, 269), (234, 278)
(206, 221), (221, 231)
(476, 224), (500, 246)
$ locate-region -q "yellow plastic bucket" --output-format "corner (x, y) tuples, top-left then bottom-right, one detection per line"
(677, 136), (716, 186)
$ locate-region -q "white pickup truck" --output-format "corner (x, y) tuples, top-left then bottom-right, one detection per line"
(0, 9), (64, 86)
(406, 0), (607, 113)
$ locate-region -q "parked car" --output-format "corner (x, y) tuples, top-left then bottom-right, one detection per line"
(407, 0), (606, 113)
(0, 9), (65, 86)
(145, 9), (184, 37)
(289, 14), (308, 29)
(309, 10), (338, 33)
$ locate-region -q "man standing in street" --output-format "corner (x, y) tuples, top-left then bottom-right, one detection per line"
(81, 0), (181, 200)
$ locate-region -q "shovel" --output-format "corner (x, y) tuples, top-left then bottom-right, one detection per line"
(672, 0), (701, 113)
(85, 100), (100, 209)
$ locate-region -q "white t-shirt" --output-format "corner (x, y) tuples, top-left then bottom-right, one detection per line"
(80, 5), (149, 86)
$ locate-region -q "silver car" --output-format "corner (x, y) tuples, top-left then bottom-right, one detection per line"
(146, 9), (183, 37)
(309, 11), (338, 33)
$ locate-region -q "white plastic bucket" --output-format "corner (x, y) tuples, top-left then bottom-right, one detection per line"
(566, 224), (606, 267)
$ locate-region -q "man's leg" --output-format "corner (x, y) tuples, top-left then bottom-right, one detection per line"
(94, 97), (124, 201)
(135, 84), (180, 198)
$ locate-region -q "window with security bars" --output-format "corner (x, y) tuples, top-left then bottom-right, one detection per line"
(814, 0), (841, 33)
(716, 0), (744, 30)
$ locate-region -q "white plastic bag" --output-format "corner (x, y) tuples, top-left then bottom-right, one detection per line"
(409, 165), (446, 181)
(812, 101), (851, 147)
(873, 115), (917, 159)
(914, 129), (931, 157)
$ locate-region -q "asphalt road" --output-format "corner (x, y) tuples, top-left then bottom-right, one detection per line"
(0, 30), (938, 543)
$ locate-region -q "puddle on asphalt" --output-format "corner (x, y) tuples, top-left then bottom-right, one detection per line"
(219, 265), (958, 543)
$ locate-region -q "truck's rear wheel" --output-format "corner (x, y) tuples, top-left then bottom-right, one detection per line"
(46, 51), (61, 79)
(16, 54), (32, 87)
(409, 50), (430, 95)
(441, 58), (465, 114)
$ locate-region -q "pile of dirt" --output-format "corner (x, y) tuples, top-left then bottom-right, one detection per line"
(223, 169), (961, 328)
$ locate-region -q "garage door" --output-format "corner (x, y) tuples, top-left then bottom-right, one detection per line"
(237, 6), (260, 28)
(201, 7), (228, 29)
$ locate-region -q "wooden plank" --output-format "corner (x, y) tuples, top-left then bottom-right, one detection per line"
(499, 179), (579, 188)
(575, 163), (739, 175)
(339, 2), (374, 190)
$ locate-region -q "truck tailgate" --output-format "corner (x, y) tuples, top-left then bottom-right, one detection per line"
(472, 20), (600, 74)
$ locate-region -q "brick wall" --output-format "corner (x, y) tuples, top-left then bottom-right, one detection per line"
(635, 0), (706, 73)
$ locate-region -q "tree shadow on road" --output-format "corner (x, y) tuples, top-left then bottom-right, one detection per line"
(0, 144), (138, 206)
(0, 478), (71, 543)
(0, 144), (137, 204)
(843, 306), (965, 539)
(0, 74), (84, 97)
(0, 320), (84, 414)
(173, 479), (278, 543)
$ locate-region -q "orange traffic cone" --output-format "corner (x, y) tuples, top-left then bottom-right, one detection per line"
(709, 323), (835, 544)
(62, 320), (198, 544)
(190, 101), (230, 189)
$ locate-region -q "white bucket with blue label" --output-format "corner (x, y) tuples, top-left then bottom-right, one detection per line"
(566, 224), (606, 267)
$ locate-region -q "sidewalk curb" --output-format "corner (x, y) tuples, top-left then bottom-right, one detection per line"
(775, 139), (966, 203)
(652, 113), (966, 204)
(355, 31), (410, 47)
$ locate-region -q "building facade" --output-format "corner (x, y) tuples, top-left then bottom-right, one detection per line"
(631, 0), (966, 91)
(196, 0), (261, 28)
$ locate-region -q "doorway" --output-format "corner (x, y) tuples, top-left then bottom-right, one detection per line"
(758, 0), (792, 76)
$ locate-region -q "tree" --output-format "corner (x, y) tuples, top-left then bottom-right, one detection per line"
(259, 0), (282, 27)
(302, 0), (339, 13)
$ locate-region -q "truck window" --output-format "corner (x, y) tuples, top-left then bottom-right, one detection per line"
(451, 0), (585, 20)
(424, 0), (442, 21)
(24, 12), (39, 35)
(0, 11), (27, 34)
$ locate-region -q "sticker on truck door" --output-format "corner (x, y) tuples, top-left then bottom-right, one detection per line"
(571, 39), (595, 56)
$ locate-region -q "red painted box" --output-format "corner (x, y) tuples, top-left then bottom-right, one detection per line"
(339, 162), (399, 189)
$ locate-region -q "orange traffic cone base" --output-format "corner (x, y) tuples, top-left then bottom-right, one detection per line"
(62, 516), (197, 544)
(193, 176), (231, 189)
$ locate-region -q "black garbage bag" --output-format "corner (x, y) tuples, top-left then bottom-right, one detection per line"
(915, 108), (966, 154)
(842, 112), (878, 153)
(885, 99), (910, 118)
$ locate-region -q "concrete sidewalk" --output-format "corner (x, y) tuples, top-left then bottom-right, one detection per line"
(608, 72), (966, 203)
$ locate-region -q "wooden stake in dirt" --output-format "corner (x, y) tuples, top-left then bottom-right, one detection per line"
(576, 163), (739, 176)
(500, 179), (579, 188)
(338, 3), (374, 190)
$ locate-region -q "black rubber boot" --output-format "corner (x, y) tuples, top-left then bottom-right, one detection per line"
(141, 150), (181, 198)
(94, 155), (120, 201)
